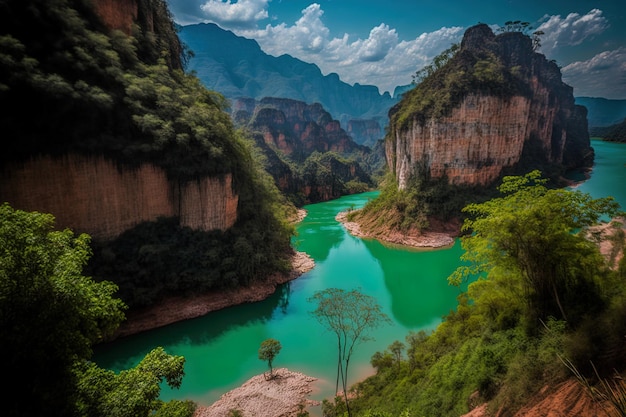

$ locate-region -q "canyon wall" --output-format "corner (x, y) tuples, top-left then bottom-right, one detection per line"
(232, 97), (377, 203)
(0, 155), (238, 240)
(387, 24), (593, 189)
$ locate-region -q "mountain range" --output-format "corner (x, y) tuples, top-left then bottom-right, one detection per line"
(177, 23), (398, 144)
(179, 23), (626, 137)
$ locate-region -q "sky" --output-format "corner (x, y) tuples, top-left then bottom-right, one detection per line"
(165, 0), (626, 99)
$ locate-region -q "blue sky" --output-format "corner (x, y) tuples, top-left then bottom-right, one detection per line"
(166, 0), (626, 99)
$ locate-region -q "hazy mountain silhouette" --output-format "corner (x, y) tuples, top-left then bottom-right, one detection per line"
(178, 23), (398, 137)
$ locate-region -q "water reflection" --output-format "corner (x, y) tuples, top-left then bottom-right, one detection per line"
(361, 238), (465, 327)
(95, 284), (290, 370)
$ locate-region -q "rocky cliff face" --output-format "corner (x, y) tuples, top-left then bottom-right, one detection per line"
(232, 97), (376, 203)
(387, 24), (593, 189)
(347, 119), (383, 147)
(0, 155), (238, 240)
(234, 97), (369, 158)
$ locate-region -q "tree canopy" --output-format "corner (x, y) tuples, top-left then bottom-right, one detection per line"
(258, 338), (282, 379)
(0, 203), (193, 417)
(449, 170), (621, 328)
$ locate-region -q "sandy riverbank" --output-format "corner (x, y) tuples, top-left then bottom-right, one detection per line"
(194, 368), (320, 417)
(335, 210), (457, 248)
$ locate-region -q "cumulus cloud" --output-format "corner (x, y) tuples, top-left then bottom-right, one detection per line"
(199, 0), (269, 29)
(562, 47), (626, 99)
(237, 4), (463, 94)
(537, 9), (609, 56)
(355, 24), (398, 62)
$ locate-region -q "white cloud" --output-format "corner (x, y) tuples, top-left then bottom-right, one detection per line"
(355, 24), (398, 62)
(236, 4), (463, 94)
(537, 9), (609, 56)
(200, 0), (269, 29)
(562, 47), (626, 99)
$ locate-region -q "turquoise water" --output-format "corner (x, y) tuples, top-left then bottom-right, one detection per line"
(94, 138), (626, 410)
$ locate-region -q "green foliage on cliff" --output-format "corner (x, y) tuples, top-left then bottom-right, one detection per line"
(0, 0), (239, 181)
(1, 0), (296, 308)
(393, 32), (528, 131)
(331, 173), (626, 417)
(88, 134), (295, 308)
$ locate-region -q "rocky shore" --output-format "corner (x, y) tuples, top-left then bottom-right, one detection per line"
(111, 209), (314, 339)
(194, 368), (320, 417)
(335, 210), (456, 248)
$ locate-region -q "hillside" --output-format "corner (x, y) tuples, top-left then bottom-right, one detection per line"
(0, 0), (295, 309)
(231, 97), (381, 204)
(590, 117), (626, 142)
(347, 23), (594, 241)
(575, 96), (626, 128)
(177, 22), (397, 144)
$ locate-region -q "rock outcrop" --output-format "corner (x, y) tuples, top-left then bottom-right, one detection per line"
(232, 97), (377, 203)
(0, 155), (238, 240)
(347, 119), (383, 147)
(387, 24), (594, 189)
(234, 97), (370, 158)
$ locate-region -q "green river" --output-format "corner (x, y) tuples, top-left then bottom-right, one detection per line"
(94, 139), (626, 409)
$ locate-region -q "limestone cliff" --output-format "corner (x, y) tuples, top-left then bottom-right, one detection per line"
(387, 24), (593, 189)
(232, 97), (377, 203)
(0, 155), (238, 240)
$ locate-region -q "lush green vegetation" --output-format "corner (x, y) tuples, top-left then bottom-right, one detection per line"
(327, 172), (626, 417)
(1, 0), (296, 308)
(393, 26), (531, 131)
(590, 119), (626, 143)
(347, 171), (492, 233)
(87, 133), (295, 308)
(0, 203), (194, 417)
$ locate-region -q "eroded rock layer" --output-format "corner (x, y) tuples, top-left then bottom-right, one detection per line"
(387, 24), (592, 189)
(0, 155), (238, 239)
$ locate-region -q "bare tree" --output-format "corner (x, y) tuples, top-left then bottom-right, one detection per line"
(309, 288), (391, 416)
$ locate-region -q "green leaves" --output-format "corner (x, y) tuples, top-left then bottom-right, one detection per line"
(450, 171), (621, 326)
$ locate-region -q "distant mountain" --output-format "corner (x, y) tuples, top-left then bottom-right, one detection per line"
(230, 97), (383, 204)
(590, 118), (626, 142)
(177, 23), (398, 142)
(575, 97), (626, 128)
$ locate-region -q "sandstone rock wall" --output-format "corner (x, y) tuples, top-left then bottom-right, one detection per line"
(93, 0), (138, 35)
(0, 155), (238, 240)
(388, 93), (543, 188)
(387, 24), (591, 190)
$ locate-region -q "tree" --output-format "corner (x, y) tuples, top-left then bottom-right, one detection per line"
(258, 338), (282, 379)
(309, 288), (391, 416)
(449, 171), (621, 329)
(74, 347), (190, 417)
(412, 43), (459, 85)
(0, 202), (126, 416)
(0, 203), (192, 417)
